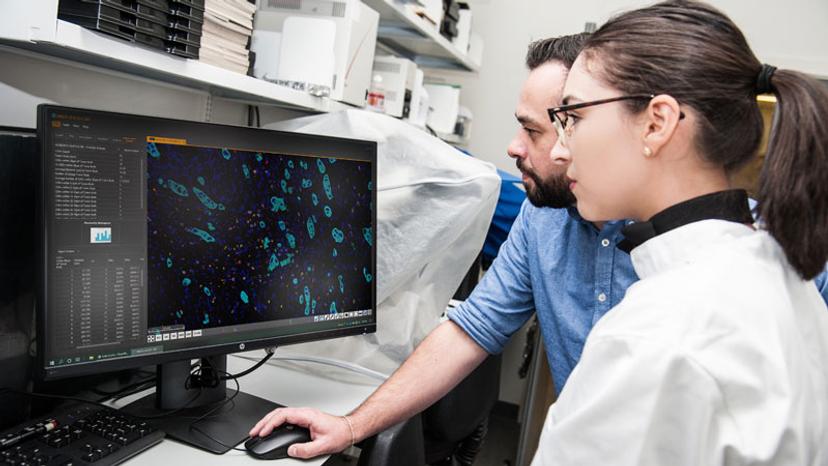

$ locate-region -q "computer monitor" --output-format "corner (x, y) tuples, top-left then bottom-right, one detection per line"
(36, 104), (377, 451)
(1, 128), (38, 428)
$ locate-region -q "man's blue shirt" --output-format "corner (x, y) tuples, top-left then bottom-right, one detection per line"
(447, 200), (828, 394)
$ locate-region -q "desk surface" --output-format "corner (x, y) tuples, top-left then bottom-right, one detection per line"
(114, 352), (382, 466)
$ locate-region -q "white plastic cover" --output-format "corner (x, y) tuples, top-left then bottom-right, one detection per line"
(264, 110), (500, 377)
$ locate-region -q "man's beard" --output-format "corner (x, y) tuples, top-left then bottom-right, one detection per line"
(519, 162), (576, 209)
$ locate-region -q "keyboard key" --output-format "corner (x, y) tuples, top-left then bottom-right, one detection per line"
(46, 437), (65, 448)
(46, 454), (73, 466)
(103, 442), (119, 454)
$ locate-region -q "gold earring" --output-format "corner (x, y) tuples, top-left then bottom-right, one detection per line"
(643, 146), (653, 158)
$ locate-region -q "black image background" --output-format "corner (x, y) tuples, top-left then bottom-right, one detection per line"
(146, 143), (373, 331)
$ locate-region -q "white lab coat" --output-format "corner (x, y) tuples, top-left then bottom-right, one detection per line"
(532, 220), (828, 466)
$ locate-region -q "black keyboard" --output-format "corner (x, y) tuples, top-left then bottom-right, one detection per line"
(1, 404), (164, 466)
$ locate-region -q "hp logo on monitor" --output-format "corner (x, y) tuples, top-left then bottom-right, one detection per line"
(239, 343), (246, 351)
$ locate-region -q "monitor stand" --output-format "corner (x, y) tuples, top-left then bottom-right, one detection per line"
(120, 355), (280, 454)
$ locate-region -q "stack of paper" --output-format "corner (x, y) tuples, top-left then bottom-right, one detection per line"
(199, 0), (255, 74)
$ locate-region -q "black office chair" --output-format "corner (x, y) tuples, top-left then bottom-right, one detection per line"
(356, 353), (501, 466)
(421, 353), (501, 465)
(357, 415), (426, 466)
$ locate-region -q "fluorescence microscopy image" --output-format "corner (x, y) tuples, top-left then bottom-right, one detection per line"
(146, 142), (373, 331)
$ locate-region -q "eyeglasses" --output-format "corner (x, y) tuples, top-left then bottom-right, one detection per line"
(547, 94), (685, 144)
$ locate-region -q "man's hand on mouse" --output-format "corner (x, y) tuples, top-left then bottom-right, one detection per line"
(249, 407), (352, 459)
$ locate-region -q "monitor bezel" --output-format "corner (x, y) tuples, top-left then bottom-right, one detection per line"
(36, 104), (378, 381)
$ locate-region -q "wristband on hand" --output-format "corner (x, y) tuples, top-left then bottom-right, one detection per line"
(342, 415), (355, 448)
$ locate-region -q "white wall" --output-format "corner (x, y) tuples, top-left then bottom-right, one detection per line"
(432, 0), (828, 176)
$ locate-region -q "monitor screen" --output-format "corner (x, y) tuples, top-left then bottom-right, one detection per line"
(37, 105), (377, 381)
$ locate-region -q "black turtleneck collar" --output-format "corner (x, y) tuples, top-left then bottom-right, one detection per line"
(617, 190), (753, 253)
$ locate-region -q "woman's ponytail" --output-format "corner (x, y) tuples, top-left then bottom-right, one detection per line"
(757, 70), (828, 280)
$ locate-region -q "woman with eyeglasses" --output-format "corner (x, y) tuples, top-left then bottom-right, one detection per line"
(532, 1), (828, 465)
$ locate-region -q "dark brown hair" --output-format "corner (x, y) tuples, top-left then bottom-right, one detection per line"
(526, 33), (590, 70)
(583, 0), (828, 280)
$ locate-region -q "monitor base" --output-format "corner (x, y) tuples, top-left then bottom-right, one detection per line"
(121, 355), (281, 454)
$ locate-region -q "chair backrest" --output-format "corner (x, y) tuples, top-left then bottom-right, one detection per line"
(357, 414), (426, 466)
(423, 353), (501, 443)
(356, 354), (502, 466)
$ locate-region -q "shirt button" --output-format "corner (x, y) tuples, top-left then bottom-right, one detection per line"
(601, 239), (610, 247)
(597, 293), (607, 303)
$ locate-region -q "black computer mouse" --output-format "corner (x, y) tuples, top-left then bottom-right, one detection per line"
(245, 424), (313, 460)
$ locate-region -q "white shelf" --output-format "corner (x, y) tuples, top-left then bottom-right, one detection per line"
(362, 0), (479, 72)
(0, 19), (352, 113)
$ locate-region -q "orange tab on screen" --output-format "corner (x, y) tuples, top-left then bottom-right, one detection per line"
(146, 136), (187, 145)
